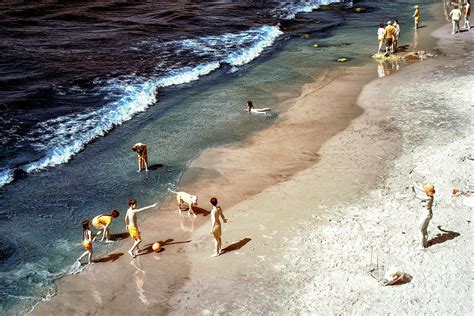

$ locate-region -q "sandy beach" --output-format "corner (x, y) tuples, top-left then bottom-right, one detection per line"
(32, 4), (473, 315)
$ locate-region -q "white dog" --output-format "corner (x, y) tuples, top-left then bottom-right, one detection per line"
(168, 188), (198, 216)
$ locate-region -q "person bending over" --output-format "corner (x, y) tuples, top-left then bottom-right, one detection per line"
(92, 210), (119, 243)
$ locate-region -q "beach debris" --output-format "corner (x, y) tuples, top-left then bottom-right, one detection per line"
(302, 33), (312, 39)
(382, 266), (412, 286)
(372, 53), (402, 61)
(401, 51), (435, 61)
(313, 43), (319, 47)
(337, 57), (349, 62)
(353, 7), (367, 13)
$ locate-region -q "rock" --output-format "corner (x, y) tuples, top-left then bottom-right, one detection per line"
(337, 57), (349, 62)
(401, 51), (434, 61)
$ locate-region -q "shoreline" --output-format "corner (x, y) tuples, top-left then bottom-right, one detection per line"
(29, 3), (463, 314)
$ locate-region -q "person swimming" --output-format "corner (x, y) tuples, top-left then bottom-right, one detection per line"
(91, 210), (119, 243)
(246, 100), (255, 114)
(77, 219), (94, 265)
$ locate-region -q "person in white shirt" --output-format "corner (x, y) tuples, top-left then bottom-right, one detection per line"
(449, 5), (462, 34)
(393, 20), (401, 51)
(463, 0), (471, 30)
(377, 23), (385, 53)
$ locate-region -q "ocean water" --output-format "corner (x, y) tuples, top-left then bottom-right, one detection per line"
(0, 0), (439, 314)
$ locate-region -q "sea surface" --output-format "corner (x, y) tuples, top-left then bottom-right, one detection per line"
(0, 0), (438, 314)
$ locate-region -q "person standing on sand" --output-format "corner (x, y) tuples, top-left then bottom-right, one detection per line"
(77, 219), (95, 265)
(209, 197), (227, 257)
(450, 5), (463, 33)
(132, 143), (148, 172)
(384, 21), (396, 54)
(411, 183), (435, 248)
(91, 210), (119, 243)
(125, 199), (157, 258)
(463, 0), (471, 29)
(377, 23), (386, 53)
(413, 5), (421, 29)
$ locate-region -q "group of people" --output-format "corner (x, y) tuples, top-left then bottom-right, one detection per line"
(448, 1), (471, 34)
(77, 143), (229, 265)
(377, 20), (401, 54)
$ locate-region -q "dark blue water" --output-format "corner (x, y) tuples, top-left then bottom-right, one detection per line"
(0, 0), (439, 314)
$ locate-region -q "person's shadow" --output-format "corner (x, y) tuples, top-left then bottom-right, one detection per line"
(221, 238), (252, 255)
(428, 226), (460, 247)
(148, 164), (163, 171)
(138, 239), (192, 256)
(94, 252), (124, 263)
(110, 232), (130, 241)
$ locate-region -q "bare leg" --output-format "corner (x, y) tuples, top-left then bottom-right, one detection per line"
(77, 251), (89, 262)
(87, 251), (92, 265)
(419, 216), (431, 248)
(105, 228), (113, 243)
(211, 237), (220, 257)
(129, 239), (142, 258)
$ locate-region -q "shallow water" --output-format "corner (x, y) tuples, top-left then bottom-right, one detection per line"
(0, 0), (440, 314)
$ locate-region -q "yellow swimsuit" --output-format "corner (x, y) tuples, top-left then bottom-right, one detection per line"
(92, 215), (112, 229)
(128, 225), (141, 240)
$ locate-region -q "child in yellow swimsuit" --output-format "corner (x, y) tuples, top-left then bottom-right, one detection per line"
(77, 219), (94, 265)
(125, 198), (158, 258)
(92, 210), (119, 243)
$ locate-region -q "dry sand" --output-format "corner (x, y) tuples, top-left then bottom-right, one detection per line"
(32, 8), (473, 316)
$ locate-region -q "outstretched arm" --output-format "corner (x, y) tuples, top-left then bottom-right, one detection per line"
(135, 203), (158, 213)
(218, 206), (227, 223)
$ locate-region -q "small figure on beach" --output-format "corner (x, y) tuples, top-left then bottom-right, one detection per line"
(91, 210), (120, 243)
(413, 5), (421, 29)
(464, 0), (471, 30)
(384, 21), (397, 54)
(77, 219), (95, 265)
(209, 197), (227, 257)
(125, 199), (158, 258)
(377, 23), (386, 53)
(393, 20), (401, 50)
(246, 100), (271, 115)
(450, 5), (463, 33)
(411, 182), (435, 248)
(132, 143), (148, 172)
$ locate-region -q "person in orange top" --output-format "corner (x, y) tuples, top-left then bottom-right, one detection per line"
(384, 21), (397, 54)
(92, 210), (119, 243)
(413, 5), (420, 29)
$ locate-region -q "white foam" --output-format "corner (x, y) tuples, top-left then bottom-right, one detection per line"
(15, 24), (286, 178)
(272, 0), (345, 19)
(0, 169), (14, 187)
(224, 26), (283, 66)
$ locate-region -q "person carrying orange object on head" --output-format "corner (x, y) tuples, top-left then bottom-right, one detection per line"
(92, 210), (120, 243)
(413, 5), (421, 29)
(132, 143), (148, 172)
(411, 182), (435, 249)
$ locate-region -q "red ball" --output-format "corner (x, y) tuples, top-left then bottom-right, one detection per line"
(152, 242), (161, 252)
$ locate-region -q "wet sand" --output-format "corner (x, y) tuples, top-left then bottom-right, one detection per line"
(31, 4), (469, 315)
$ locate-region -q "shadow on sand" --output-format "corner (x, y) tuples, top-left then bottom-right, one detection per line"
(94, 252), (124, 263)
(138, 239), (192, 256)
(428, 225), (460, 247)
(110, 232), (130, 241)
(221, 237), (252, 255)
